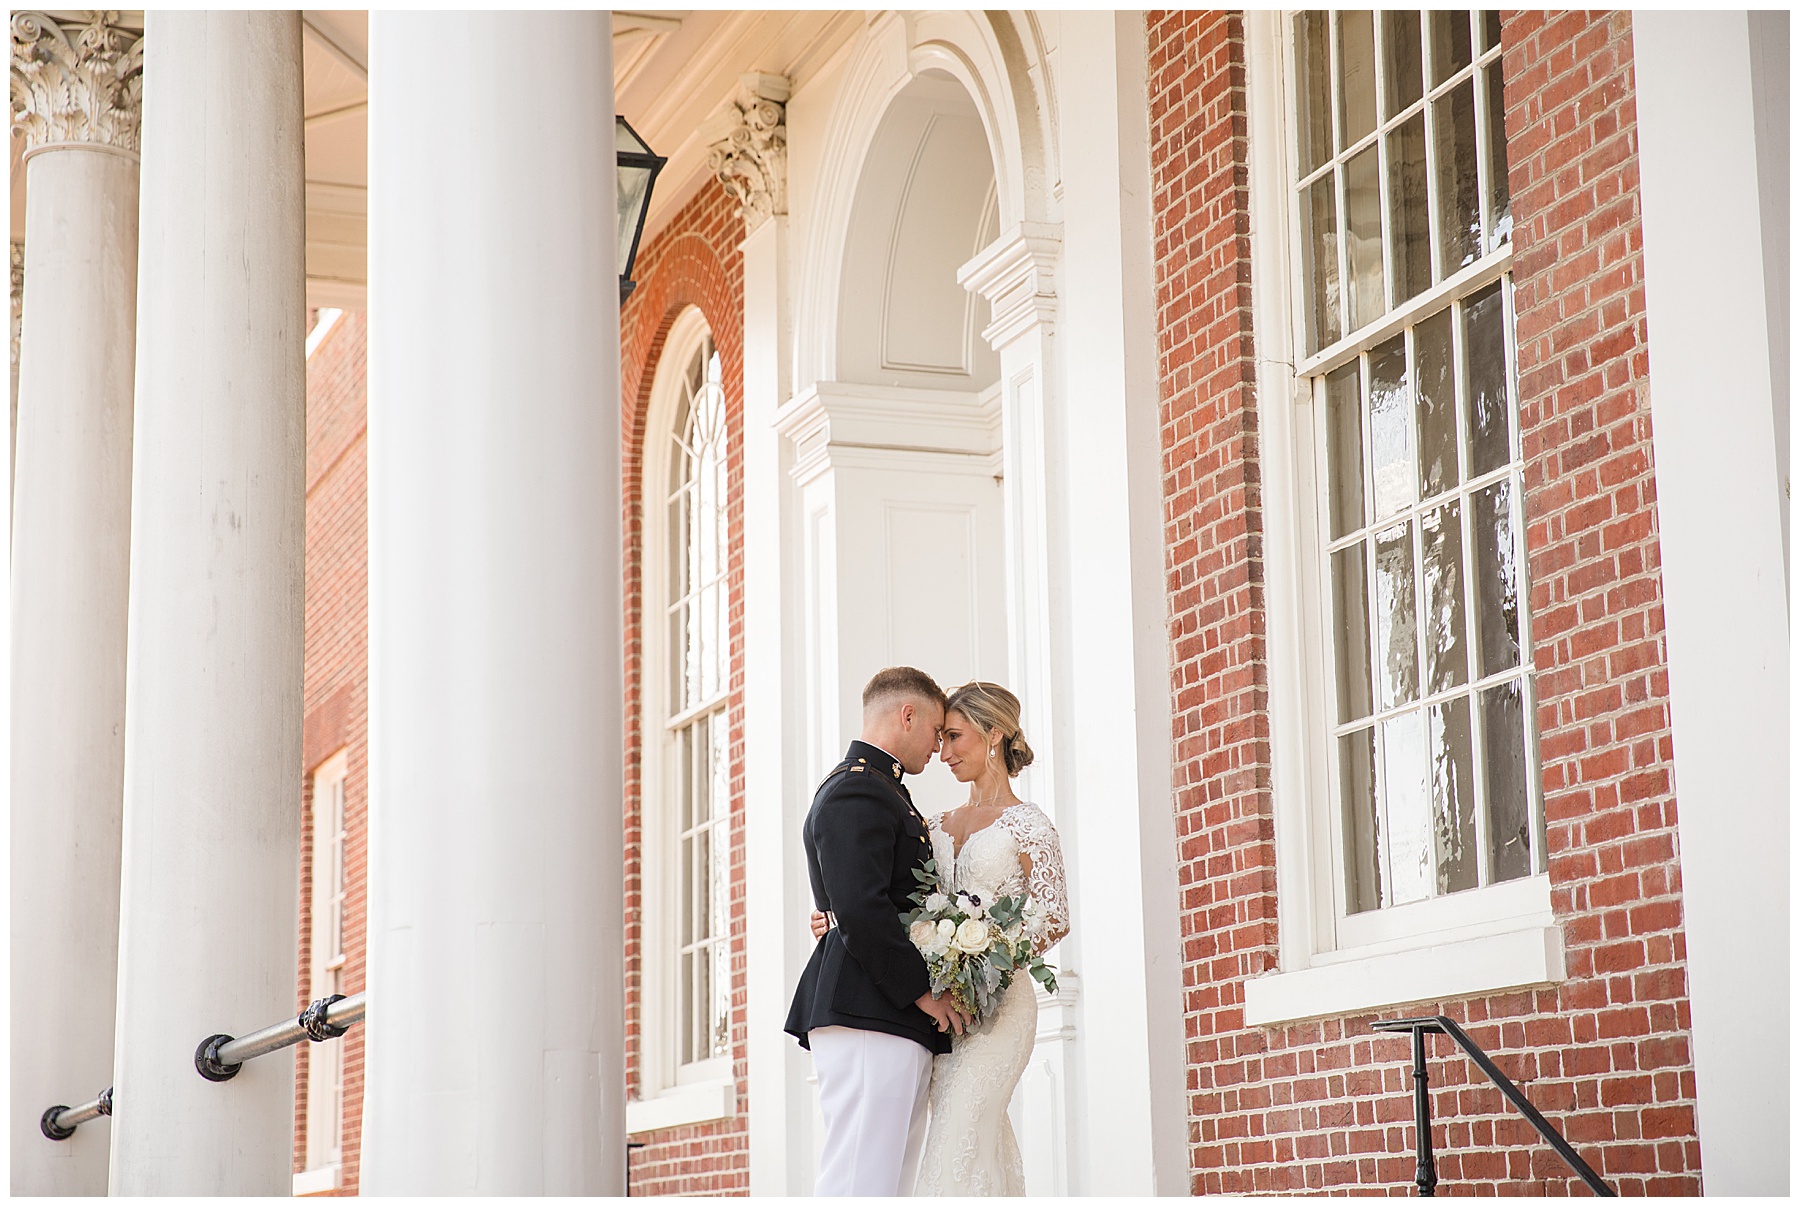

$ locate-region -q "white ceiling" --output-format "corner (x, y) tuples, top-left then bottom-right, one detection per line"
(10, 12), (858, 309)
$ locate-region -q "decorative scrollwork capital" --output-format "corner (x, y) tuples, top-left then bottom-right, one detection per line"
(706, 73), (789, 231)
(10, 11), (144, 158)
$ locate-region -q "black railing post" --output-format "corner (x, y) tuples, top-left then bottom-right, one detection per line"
(1409, 1024), (1439, 1197)
(1373, 1015), (1615, 1197)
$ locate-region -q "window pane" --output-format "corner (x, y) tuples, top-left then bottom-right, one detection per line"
(1340, 728), (1381, 913)
(1326, 362), (1365, 538)
(693, 948), (711, 1065)
(1387, 112), (1431, 306)
(1374, 522), (1418, 710)
(680, 835), (695, 946)
(1481, 679), (1532, 882)
(1381, 711), (1431, 905)
(1429, 10), (1472, 86)
(1303, 175), (1342, 352)
(1368, 336), (1413, 519)
(711, 709), (730, 829)
(1337, 11), (1377, 148)
(1484, 61), (1512, 251)
(1333, 543), (1374, 723)
(1421, 500), (1467, 694)
(1463, 280), (1510, 474)
(1472, 479), (1521, 676)
(696, 827), (712, 939)
(1414, 307), (1458, 498)
(1430, 696), (1478, 894)
(1433, 79), (1481, 274)
(1344, 144), (1385, 330)
(668, 488), (689, 603)
(1479, 9), (1503, 53)
(1381, 10), (1423, 117)
(668, 599), (688, 711)
(1294, 11), (1334, 176)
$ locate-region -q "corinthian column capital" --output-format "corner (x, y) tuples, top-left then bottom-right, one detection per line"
(10, 11), (145, 159)
(706, 73), (789, 231)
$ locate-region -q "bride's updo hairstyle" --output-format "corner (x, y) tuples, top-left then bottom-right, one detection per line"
(945, 681), (1035, 777)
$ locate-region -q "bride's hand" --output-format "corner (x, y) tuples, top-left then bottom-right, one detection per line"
(808, 910), (830, 940)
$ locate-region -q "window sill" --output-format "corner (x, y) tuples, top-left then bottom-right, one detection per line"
(293, 1164), (340, 1196)
(625, 1078), (736, 1135)
(1243, 922), (1566, 1026)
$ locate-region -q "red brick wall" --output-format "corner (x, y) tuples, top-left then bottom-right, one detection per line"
(618, 180), (750, 1196)
(1148, 9), (1701, 1195)
(294, 309), (370, 1195)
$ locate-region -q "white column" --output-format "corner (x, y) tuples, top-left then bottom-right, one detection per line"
(108, 11), (306, 1195)
(1632, 13), (1789, 1196)
(9, 11), (141, 1195)
(360, 12), (624, 1194)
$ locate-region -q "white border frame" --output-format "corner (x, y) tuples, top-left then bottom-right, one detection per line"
(628, 304), (735, 1131)
(1244, 11), (1560, 1026)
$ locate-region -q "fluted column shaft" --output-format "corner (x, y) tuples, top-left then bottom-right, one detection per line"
(359, 12), (624, 1193)
(8, 10), (142, 1195)
(108, 11), (306, 1194)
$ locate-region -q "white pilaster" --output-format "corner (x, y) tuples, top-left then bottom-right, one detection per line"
(109, 11), (306, 1195)
(9, 9), (141, 1194)
(740, 210), (814, 1193)
(1632, 12), (1789, 1195)
(1040, 11), (1187, 1195)
(958, 222), (1089, 1198)
(360, 12), (624, 1194)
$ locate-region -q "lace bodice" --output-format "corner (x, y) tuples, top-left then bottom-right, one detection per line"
(915, 801), (1067, 1196)
(927, 802), (1069, 951)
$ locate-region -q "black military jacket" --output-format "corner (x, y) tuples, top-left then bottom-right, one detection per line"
(784, 740), (950, 1056)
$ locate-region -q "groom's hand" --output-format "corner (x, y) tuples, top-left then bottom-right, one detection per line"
(915, 991), (971, 1036)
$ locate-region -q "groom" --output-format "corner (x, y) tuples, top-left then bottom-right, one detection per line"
(785, 666), (972, 1196)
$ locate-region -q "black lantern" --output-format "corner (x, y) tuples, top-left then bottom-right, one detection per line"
(616, 115), (666, 303)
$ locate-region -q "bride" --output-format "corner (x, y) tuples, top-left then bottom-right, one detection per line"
(812, 680), (1069, 1196)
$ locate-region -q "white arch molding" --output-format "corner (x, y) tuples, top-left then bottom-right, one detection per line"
(751, 10), (1119, 1199)
(793, 11), (1057, 391)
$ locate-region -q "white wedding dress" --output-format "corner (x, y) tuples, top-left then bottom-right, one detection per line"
(914, 802), (1069, 1197)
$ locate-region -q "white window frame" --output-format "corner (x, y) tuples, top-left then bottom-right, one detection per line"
(1244, 10), (1562, 1027)
(301, 749), (348, 1185)
(626, 305), (737, 1134)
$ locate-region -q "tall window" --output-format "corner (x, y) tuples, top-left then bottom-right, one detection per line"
(1289, 10), (1542, 938)
(305, 751), (348, 1176)
(656, 315), (731, 1082)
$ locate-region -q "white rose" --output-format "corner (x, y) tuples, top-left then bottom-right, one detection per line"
(951, 917), (992, 956)
(909, 919), (938, 952)
(925, 892), (949, 913)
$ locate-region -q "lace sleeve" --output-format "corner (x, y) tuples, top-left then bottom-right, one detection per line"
(1003, 804), (1069, 950)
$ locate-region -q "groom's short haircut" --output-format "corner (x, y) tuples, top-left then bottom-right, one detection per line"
(861, 666), (948, 714)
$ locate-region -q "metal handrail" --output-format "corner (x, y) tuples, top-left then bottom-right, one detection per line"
(39, 1087), (111, 1141)
(196, 992), (366, 1080)
(1371, 1015), (1615, 1197)
(39, 993), (366, 1141)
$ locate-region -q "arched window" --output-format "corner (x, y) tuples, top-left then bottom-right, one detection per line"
(638, 307), (733, 1111)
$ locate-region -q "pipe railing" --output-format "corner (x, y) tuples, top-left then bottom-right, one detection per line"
(40, 993), (366, 1140)
(196, 992), (365, 1081)
(1371, 1015), (1615, 1197)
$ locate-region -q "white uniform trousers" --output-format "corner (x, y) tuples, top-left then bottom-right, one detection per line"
(810, 1025), (934, 1196)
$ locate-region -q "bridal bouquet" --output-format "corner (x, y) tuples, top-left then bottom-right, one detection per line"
(903, 858), (1058, 1023)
